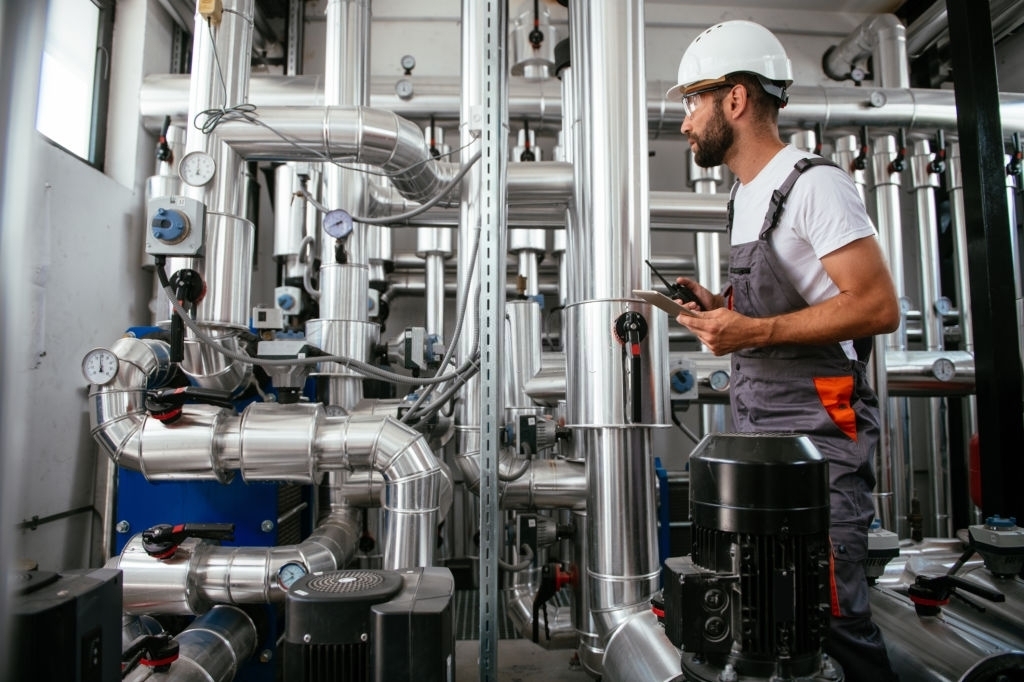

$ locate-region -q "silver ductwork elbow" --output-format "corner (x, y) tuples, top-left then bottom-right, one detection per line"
(823, 14), (909, 88)
(111, 509), (361, 615)
(602, 611), (684, 682)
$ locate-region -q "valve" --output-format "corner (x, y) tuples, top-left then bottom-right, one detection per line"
(852, 126), (869, 171)
(141, 522), (235, 560)
(532, 561), (573, 642)
(146, 385), (236, 423)
(1007, 132), (1022, 179)
(907, 572), (1005, 617)
(929, 130), (947, 174)
(888, 128), (907, 174)
(166, 268), (206, 364)
(122, 632), (179, 676)
(156, 115), (173, 164)
(528, 0), (544, 49)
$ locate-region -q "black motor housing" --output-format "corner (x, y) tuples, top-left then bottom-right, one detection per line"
(662, 433), (837, 681)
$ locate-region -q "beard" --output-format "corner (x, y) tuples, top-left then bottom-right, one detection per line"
(690, 100), (734, 168)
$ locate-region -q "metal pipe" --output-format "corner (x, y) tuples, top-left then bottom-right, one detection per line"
(526, 349), (976, 407)
(140, 75), (1024, 133)
(822, 14), (909, 88)
(568, 0), (664, 657)
(869, 587), (1024, 681)
(110, 509), (360, 615)
(602, 611), (685, 682)
(905, 1), (947, 58)
(911, 138), (953, 538)
(89, 338), (444, 569)
(872, 133), (912, 537)
(122, 605), (257, 682)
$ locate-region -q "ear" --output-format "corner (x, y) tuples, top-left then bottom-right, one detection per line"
(723, 83), (748, 120)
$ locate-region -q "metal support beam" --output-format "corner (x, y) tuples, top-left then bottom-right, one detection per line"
(945, 0), (1024, 523)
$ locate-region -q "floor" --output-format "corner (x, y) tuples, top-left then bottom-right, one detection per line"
(454, 639), (592, 682)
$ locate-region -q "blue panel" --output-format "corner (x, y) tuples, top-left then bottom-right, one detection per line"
(113, 469), (282, 555)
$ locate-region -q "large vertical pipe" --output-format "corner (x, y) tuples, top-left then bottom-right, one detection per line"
(566, 2), (665, 668)
(871, 134), (911, 536)
(690, 158), (726, 435)
(911, 139), (952, 538)
(313, 0), (374, 410)
(834, 134), (896, 530)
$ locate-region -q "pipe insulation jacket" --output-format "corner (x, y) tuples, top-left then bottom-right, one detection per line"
(88, 337), (446, 570)
(140, 75), (1024, 133)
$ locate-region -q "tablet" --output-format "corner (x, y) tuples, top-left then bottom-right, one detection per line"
(632, 289), (700, 318)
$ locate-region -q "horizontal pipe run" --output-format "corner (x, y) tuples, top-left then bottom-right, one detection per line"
(141, 74), (1024, 133)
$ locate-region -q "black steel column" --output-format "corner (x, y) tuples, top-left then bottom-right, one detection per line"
(946, 0), (1024, 524)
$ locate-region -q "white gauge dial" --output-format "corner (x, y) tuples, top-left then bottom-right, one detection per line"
(82, 348), (119, 385)
(277, 561), (308, 590)
(179, 150), (217, 187)
(932, 357), (956, 382)
(395, 78), (415, 100)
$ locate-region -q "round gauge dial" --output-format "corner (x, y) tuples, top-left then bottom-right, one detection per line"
(179, 150), (217, 187)
(323, 209), (354, 239)
(932, 357), (956, 382)
(708, 369), (731, 392)
(395, 78), (415, 101)
(277, 561), (308, 590)
(400, 54), (416, 72)
(82, 348), (119, 385)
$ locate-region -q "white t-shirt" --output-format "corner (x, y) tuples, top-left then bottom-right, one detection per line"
(730, 145), (879, 358)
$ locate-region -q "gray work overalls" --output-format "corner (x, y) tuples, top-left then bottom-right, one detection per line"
(726, 157), (897, 682)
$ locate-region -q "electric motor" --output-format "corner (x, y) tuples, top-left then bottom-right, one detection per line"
(661, 433), (838, 681)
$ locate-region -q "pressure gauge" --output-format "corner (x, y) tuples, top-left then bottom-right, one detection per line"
(277, 561), (307, 590)
(708, 369), (731, 392)
(82, 347), (119, 385)
(179, 150), (217, 187)
(323, 209), (354, 239)
(932, 357), (956, 382)
(395, 78), (415, 101)
(400, 54), (416, 73)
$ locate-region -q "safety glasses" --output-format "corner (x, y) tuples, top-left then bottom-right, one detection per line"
(681, 83), (735, 118)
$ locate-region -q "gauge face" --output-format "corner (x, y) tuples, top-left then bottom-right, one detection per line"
(400, 54), (416, 72)
(395, 78), (414, 100)
(323, 209), (354, 239)
(932, 357), (956, 382)
(708, 369), (730, 392)
(277, 562), (307, 590)
(82, 348), (119, 385)
(179, 150), (217, 187)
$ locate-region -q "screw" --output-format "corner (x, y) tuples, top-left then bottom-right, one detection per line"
(259, 649), (273, 663)
(115, 521), (130, 534)
(303, 633), (311, 643)
(360, 633), (368, 642)
(261, 520), (275, 533)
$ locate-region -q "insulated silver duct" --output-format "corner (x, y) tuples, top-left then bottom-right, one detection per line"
(88, 337), (445, 569)
(140, 75), (1024, 133)
(823, 14), (909, 88)
(602, 611), (685, 682)
(567, 3), (666, 672)
(110, 509), (360, 615)
(122, 605), (257, 682)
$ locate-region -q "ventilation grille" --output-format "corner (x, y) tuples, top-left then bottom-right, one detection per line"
(301, 641), (370, 682)
(306, 571), (390, 595)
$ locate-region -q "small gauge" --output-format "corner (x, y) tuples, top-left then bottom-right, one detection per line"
(82, 347), (119, 385)
(934, 296), (954, 316)
(708, 369), (730, 392)
(932, 357), (956, 382)
(277, 562), (308, 590)
(323, 209), (354, 239)
(400, 54), (416, 73)
(179, 150), (217, 187)
(395, 78), (415, 101)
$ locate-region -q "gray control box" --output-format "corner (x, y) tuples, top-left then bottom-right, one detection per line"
(146, 195), (205, 256)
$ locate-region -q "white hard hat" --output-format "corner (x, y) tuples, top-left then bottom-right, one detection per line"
(665, 20), (794, 102)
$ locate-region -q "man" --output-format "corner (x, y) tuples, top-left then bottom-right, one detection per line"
(665, 20), (901, 682)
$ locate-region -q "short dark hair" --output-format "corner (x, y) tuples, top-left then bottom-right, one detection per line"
(727, 72), (783, 122)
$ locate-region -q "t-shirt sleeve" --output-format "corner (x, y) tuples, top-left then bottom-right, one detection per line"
(789, 165), (878, 259)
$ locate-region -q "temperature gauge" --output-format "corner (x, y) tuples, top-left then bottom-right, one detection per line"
(932, 357), (956, 382)
(277, 561), (308, 590)
(82, 348), (119, 385)
(179, 150), (217, 187)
